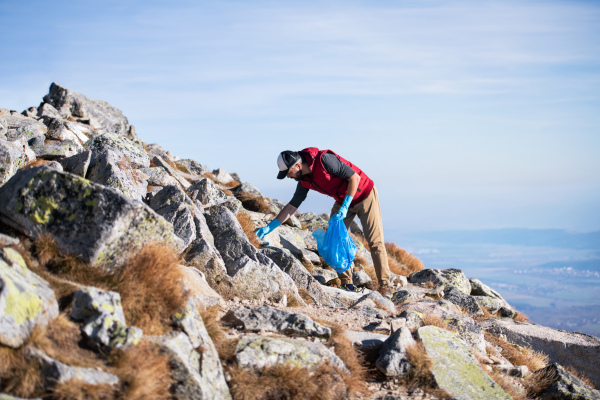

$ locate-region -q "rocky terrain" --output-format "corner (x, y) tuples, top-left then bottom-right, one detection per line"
(1, 83), (599, 400)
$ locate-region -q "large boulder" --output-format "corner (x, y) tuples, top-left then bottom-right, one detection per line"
(0, 138), (35, 185)
(408, 268), (471, 295)
(223, 305), (331, 338)
(40, 83), (130, 136)
(375, 326), (416, 377)
(0, 248), (59, 348)
(2, 114), (47, 142)
(149, 185), (198, 249)
(443, 286), (484, 317)
(418, 326), (511, 400)
(481, 318), (600, 388)
(85, 133), (150, 169)
(0, 167), (181, 271)
(86, 147), (147, 200)
(187, 178), (227, 207)
(42, 116), (89, 145)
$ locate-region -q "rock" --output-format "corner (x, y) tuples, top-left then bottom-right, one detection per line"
(172, 298), (210, 349)
(352, 268), (372, 286)
(153, 156), (191, 189)
(418, 326), (511, 400)
(481, 318), (600, 388)
(0, 233), (19, 246)
(57, 150), (92, 177)
(391, 289), (426, 306)
(176, 159), (206, 176)
(26, 346), (119, 387)
(270, 225), (322, 265)
(223, 305), (331, 338)
(321, 286), (365, 307)
(298, 212), (328, 232)
(312, 268), (338, 285)
(0, 167), (181, 271)
(443, 286), (484, 317)
(42, 116), (89, 144)
(390, 318), (406, 334)
(235, 334), (346, 372)
(260, 247), (340, 307)
(36, 102), (62, 119)
(0, 138), (34, 185)
(140, 166), (181, 187)
(531, 363), (600, 400)
(0, 248), (59, 348)
(350, 291), (396, 316)
(85, 133), (150, 168)
(178, 266), (224, 309)
(470, 278), (505, 299)
(231, 182), (263, 197)
(357, 306), (388, 320)
(187, 178), (227, 207)
(349, 219), (363, 236)
(86, 147), (148, 200)
(375, 327), (416, 377)
(152, 331), (232, 400)
(28, 137), (83, 159)
(71, 287), (142, 350)
(149, 185), (197, 248)
(390, 274), (408, 288)
(41, 83), (130, 136)
(343, 330), (389, 349)
(408, 268), (471, 295)
(212, 168), (234, 184)
(473, 295), (514, 315)
(3, 114), (47, 142)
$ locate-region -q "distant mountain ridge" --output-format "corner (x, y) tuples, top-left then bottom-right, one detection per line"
(412, 228), (600, 250)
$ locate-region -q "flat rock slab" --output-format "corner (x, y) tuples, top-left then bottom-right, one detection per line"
(0, 166), (180, 271)
(418, 326), (511, 400)
(481, 318), (600, 388)
(344, 330), (389, 349)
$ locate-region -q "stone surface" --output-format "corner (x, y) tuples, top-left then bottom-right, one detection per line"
(375, 327), (416, 377)
(532, 363), (600, 400)
(3, 114), (47, 142)
(321, 286), (365, 307)
(86, 148), (147, 200)
(212, 168), (235, 184)
(235, 334), (346, 372)
(0, 138), (34, 185)
(352, 268), (372, 286)
(176, 159), (206, 176)
(312, 268), (338, 285)
(150, 185), (197, 249)
(223, 305), (331, 338)
(57, 150), (92, 177)
(0, 233), (19, 247)
(140, 166), (181, 187)
(443, 286), (484, 317)
(85, 133), (149, 168)
(481, 318), (600, 388)
(418, 326), (511, 400)
(231, 182), (263, 197)
(0, 248), (59, 348)
(29, 138), (82, 159)
(408, 268), (471, 295)
(350, 291), (396, 315)
(0, 167), (181, 271)
(187, 178), (227, 207)
(343, 330), (389, 349)
(42, 116), (89, 145)
(153, 156), (191, 189)
(153, 331), (232, 400)
(391, 289), (426, 305)
(178, 265), (224, 309)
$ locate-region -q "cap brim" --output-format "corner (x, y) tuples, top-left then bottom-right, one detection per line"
(277, 169), (288, 180)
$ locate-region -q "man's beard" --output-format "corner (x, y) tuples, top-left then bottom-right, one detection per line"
(292, 170), (303, 181)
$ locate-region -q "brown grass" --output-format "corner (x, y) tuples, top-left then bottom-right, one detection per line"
(110, 342), (172, 400)
(298, 288), (315, 305)
(565, 365), (596, 389)
(473, 305), (494, 322)
(420, 314), (450, 331)
(484, 332), (548, 372)
(234, 192), (272, 214)
(200, 305), (239, 362)
(385, 242), (425, 277)
(300, 258), (315, 273)
(402, 342), (452, 399)
(236, 211), (261, 249)
(223, 189), (234, 197)
(423, 281), (436, 289)
(523, 367), (558, 399)
(325, 324), (368, 396)
(223, 180), (242, 188)
(326, 278), (341, 287)
(486, 369), (530, 400)
(0, 345), (44, 398)
(513, 311), (531, 323)
(50, 381), (117, 400)
(19, 159), (51, 170)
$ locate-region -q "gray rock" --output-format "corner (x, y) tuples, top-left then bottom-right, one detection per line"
(298, 212), (328, 232)
(36, 102), (62, 119)
(0, 233), (19, 246)
(85, 133), (149, 168)
(21, 107), (38, 118)
(223, 305), (331, 338)
(153, 156), (191, 189)
(532, 363), (600, 400)
(344, 330), (389, 349)
(27, 137), (80, 159)
(71, 287), (142, 350)
(418, 326), (511, 400)
(349, 219), (364, 236)
(481, 318), (600, 388)
(3, 114), (47, 142)
(408, 268), (471, 295)
(177, 159), (206, 176)
(150, 185), (197, 248)
(312, 268), (338, 285)
(26, 347), (119, 387)
(57, 150), (92, 177)
(41, 116), (89, 145)
(472, 295), (513, 315)
(357, 306), (388, 320)
(391, 289), (426, 306)
(0, 248), (59, 348)
(172, 298), (212, 349)
(86, 148), (147, 200)
(41, 82), (130, 136)
(178, 266), (224, 309)
(0, 138), (34, 185)
(260, 247), (340, 307)
(321, 286), (365, 307)
(231, 182), (262, 197)
(0, 167), (181, 271)
(140, 166), (181, 187)
(187, 178), (227, 207)
(350, 291), (396, 316)
(212, 168), (234, 184)
(235, 334), (346, 372)
(443, 286), (484, 317)
(375, 327), (416, 377)
(352, 268), (372, 286)
(272, 225), (322, 265)
(390, 273), (408, 288)
(153, 331), (232, 400)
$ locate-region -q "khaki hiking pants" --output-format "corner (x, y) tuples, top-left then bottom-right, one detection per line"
(330, 185), (391, 286)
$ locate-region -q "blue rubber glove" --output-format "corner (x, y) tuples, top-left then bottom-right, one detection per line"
(255, 218), (282, 239)
(334, 195), (353, 220)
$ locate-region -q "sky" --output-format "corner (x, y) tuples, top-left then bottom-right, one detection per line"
(1, 0), (599, 235)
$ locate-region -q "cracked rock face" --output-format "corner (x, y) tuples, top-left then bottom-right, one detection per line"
(408, 268), (472, 295)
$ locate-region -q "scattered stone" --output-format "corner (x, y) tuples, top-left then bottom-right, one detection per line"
(408, 268), (471, 295)
(350, 291), (396, 315)
(344, 330), (389, 349)
(3, 114), (47, 142)
(153, 156), (191, 189)
(357, 306), (388, 320)
(85, 133), (150, 168)
(187, 178), (227, 207)
(140, 166), (181, 187)
(57, 149), (92, 177)
(443, 286), (484, 317)
(375, 327), (416, 377)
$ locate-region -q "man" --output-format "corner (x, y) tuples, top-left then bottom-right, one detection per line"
(255, 147), (392, 298)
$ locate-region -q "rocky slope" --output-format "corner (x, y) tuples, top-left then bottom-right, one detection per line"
(0, 83), (599, 400)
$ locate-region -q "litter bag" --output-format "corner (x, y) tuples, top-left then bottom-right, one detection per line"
(312, 215), (357, 274)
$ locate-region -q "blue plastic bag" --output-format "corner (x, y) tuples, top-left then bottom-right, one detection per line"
(312, 215), (357, 274)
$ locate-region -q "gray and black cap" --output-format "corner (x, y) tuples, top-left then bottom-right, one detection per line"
(277, 150), (300, 179)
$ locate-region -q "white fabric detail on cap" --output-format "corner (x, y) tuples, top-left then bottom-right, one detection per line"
(277, 154), (287, 171)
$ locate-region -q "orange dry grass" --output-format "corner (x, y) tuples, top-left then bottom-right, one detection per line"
(403, 342), (452, 398)
(514, 311), (531, 323)
(19, 159), (51, 170)
(50, 381), (117, 400)
(110, 342), (172, 400)
(486, 370), (530, 400)
(523, 367), (558, 399)
(234, 192), (272, 214)
(326, 324), (368, 395)
(236, 211), (261, 249)
(112, 243), (188, 335)
(298, 288), (315, 305)
(420, 314), (452, 332)
(484, 332), (548, 372)
(565, 366), (596, 389)
(385, 242), (424, 276)
(0, 345), (44, 398)
(200, 306), (239, 362)
(223, 179), (241, 188)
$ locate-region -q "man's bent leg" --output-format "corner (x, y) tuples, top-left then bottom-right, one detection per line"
(356, 186), (390, 286)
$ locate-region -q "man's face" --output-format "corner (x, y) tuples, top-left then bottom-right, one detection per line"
(286, 162), (303, 181)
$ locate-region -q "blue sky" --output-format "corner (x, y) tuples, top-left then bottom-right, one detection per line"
(2, 0), (599, 234)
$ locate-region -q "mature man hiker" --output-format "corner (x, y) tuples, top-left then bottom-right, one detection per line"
(255, 147), (392, 298)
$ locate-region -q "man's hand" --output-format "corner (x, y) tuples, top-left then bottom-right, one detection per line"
(334, 195), (353, 220)
(255, 218), (282, 239)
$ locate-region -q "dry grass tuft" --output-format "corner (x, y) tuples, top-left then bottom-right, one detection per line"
(300, 258), (315, 273)
(484, 332), (548, 372)
(20, 159), (52, 170)
(565, 365), (596, 389)
(420, 314), (451, 331)
(402, 342), (452, 399)
(325, 278), (341, 287)
(0, 345), (44, 398)
(236, 211), (261, 249)
(487, 369), (530, 400)
(234, 192), (272, 214)
(523, 367), (558, 399)
(385, 242), (425, 277)
(50, 380), (117, 400)
(473, 306), (494, 322)
(223, 189), (234, 197)
(298, 288), (315, 305)
(110, 342), (172, 400)
(326, 324), (368, 395)
(200, 306), (239, 362)
(423, 281), (436, 289)
(223, 179), (241, 188)
(112, 243), (188, 335)
(513, 311), (531, 323)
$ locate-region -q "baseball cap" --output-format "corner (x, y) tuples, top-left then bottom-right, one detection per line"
(277, 150), (300, 179)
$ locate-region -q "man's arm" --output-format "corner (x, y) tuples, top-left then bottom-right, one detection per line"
(274, 203), (297, 224)
(346, 171), (360, 198)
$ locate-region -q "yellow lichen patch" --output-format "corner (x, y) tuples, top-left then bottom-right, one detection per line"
(2, 271), (43, 326)
(28, 196), (58, 224)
